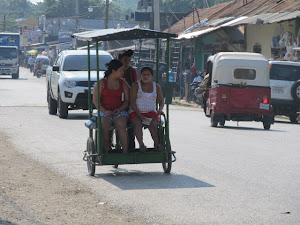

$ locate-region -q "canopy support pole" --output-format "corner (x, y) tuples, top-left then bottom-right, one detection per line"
(96, 41), (103, 156)
(87, 41), (92, 138)
(166, 38), (170, 148)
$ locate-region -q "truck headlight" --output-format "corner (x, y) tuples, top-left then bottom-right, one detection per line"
(63, 80), (76, 88)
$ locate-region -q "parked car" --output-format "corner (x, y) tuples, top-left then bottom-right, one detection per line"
(204, 52), (274, 129)
(269, 61), (300, 123)
(46, 50), (113, 118)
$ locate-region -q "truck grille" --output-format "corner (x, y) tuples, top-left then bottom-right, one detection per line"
(77, 81), (97, 87)
(0, 63), (13, 67)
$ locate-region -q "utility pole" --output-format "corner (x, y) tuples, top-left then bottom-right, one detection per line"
(75, 0), (79, 31)
(153, 0), (160, 31)
(105, 0), (109, 29)
(3, 15), (6, 32)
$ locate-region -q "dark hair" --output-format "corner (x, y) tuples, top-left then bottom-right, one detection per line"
(140, 67), (153, 76)
(104, 59), (123, 78)
(118, 49), (134, 60)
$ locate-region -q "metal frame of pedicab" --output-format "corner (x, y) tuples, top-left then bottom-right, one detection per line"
(73, 28), (177, 176)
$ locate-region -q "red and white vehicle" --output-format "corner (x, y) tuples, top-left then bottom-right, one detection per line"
(204, 52), (274, 130)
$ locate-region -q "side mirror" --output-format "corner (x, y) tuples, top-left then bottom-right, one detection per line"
(52, 66), (59, 71)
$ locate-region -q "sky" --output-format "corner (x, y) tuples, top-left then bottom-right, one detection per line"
(29, 0), (44, 4)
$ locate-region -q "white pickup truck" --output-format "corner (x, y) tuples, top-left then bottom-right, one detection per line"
(46, 50), (113, 118)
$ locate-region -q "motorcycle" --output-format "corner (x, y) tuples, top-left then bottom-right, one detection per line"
(190, 81), (202, 102)
(35, 68), (43, 78)
(194, 86), (204, 107)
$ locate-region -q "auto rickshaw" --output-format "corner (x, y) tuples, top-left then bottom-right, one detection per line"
(203, 52), (274, 130)
(72, 28), (177, 176)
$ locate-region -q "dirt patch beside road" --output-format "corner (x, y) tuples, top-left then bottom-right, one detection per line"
(0, 132), (145, 225)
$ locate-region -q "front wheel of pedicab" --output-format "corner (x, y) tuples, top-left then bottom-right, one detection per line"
(87, 137), (96, 176)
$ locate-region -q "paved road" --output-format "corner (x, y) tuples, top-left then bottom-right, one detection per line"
(1, 68), (299, 224)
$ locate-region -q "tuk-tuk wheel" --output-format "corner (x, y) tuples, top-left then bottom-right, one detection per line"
(210, 111), (218, 127)
(263, 123), (271, 130)
(162, 158), (172, 173)
(87, 137), (96, 176)
(219, 120), (225, 126)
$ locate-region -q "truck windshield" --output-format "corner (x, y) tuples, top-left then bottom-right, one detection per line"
(0, 48), (17, 59)
(63, 55), (112, 71)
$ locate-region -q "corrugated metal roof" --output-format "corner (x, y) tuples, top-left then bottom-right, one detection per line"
(72, 28), (177, 41)
(178, 16), (247, 40)
(227, 11), (300, 27)
(166, 0), (300, 35)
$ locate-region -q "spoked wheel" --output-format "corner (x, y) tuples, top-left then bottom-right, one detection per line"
(162, 153), (172, 174)
(159, 125), (172, 173)
(87, 137), (96, 176)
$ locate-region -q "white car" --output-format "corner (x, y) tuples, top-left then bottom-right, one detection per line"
(269, 61), (300, 123)
(46, 50), (113, 118)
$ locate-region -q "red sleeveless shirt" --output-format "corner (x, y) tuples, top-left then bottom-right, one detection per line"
(100, 78), (123, 110)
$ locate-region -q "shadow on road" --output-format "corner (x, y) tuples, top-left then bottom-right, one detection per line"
(95, 169), (215, 190)
(216, 125), (286, 132)
(0, 219), (19, 225)
(274, 120), (299, 125)
(67, 113), (89, 120)
(0, 77), (28, 80)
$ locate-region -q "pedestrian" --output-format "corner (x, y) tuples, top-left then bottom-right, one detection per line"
(28, 56), (35, 73)
(92, 59), (130, 154)
(183, 65), (191, 100)
(129, 67), (164, 152)
(118, 49), (138, 149)
(118, 49), (138, 86)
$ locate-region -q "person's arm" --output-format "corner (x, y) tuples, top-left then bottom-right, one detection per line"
(93, 80), (113, 116)
(130, 82), (146, 121)
(156, 83), (164, 115)
(113, 81), (129, 116)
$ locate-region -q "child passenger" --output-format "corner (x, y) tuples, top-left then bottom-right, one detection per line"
(129, 67), (164, 152)
(93, 60), (129, 154)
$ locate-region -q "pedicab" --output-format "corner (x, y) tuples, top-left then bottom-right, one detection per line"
(203, 52), (274, 130)
(72, 28), (177, 176)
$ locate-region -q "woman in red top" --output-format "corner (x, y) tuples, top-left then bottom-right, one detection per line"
(93, 60), (130, 154)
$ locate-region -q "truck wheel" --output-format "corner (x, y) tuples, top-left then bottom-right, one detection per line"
(210, 111), (218, 127)
(289, 114), (298, 123)
(57, 92), (68, 119)
(291, 80), (300, 103)
(12, 71), (19, 79)
(47, 87), (57, 115)
(263, 123), (271, 130)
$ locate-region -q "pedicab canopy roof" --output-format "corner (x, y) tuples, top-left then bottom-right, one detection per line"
(72, 28), (177, 42)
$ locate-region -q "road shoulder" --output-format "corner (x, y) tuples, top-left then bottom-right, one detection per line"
(0, 132), (145, 225)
